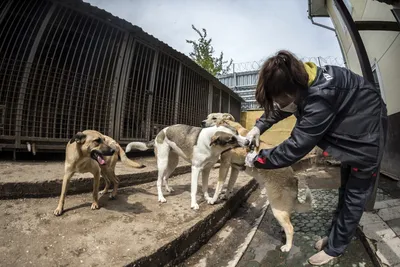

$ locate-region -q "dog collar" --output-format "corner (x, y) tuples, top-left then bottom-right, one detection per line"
(221, 144), (241, 155)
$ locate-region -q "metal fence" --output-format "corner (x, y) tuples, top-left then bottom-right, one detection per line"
(219, 56), (345, 111)
(0, 0), (243, 153)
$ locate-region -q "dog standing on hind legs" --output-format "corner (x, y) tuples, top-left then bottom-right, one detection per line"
(125, 124), (248, 210)
(53, 130), (145, 216)
(204, 114), (313, 252)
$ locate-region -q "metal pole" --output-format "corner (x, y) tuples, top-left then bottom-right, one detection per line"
(15, 3), (56, 150)
(227, 93), (231, 114)
(208, 82), (213, 114)
(174, 62), (182, 124)
(112, 33), (133, 140)
(145, 50), (159, 141)
(0, 0), (13, 25)
(232, 63), (237, 89)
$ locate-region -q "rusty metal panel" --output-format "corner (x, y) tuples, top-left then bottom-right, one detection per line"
(119, 41), (156, 141)
(19, 3), (124, 141)
(0, 0), (52, 139)
(177, 65), (209, 126)
(212, 86), (221, 113)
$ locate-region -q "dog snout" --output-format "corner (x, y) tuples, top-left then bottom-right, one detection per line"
(99, 145), (115, 156)
(201, 120), (207, 127)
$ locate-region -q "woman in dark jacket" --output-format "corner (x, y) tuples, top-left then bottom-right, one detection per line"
(244, 50), (387, 266)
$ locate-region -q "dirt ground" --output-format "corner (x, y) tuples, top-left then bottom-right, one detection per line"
(0, 168), (252, 267)
(0, 156), (189, 183)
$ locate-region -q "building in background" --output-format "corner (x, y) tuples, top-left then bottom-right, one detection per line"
(308, 0), (400, 181)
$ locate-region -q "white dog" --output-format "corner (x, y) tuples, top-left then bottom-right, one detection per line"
(126, 124), (248, 210)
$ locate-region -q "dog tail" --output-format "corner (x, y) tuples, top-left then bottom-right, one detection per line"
(116, 144), (146, 169)
(125, 140), (154, 153)
(294, 187), (313, 213)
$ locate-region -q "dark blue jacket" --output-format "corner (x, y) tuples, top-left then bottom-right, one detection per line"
(254, 65), (387, 174)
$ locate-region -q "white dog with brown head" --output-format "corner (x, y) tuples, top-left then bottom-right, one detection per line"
(126, 124), (248, 210)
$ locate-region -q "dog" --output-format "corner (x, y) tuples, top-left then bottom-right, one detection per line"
(53, 130), (145, 216)
(203, 113), (312, 252)
(201, 113), (249, 203)
(125, 124), (248, 210)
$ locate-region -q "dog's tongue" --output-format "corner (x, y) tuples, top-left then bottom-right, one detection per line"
(97, 155), (106, 165)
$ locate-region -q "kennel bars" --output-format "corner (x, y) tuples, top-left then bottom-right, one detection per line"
(0, 0), (243, 154)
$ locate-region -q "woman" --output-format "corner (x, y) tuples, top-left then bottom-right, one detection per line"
(244, 50), (387, 265)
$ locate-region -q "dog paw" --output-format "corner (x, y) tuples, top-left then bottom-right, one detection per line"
(260, 187), (267, 195)
(91, 203), (99, 210)
(219, 192), (231, 200)
(166, 187), (174, 193)
(191, 203), (199, 210)
(158, 197), (167, 203)
(280, 244), (291, 252)
(207, 198), (216, 205)
(219, 194), (227, 200)
(53, 208), (63, 216)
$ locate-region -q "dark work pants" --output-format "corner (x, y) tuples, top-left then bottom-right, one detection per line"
(324, 163), (377, 257)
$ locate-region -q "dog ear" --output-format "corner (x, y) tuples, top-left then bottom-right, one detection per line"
(223, 113), (235, 122)
(69, 132), (86, 144)
(210, 135), (219, 146)
(228, 135), (237, 143)
(215, 120), (225, 127)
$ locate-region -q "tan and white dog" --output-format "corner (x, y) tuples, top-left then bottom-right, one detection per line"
(53, 130), (145, 216)
(125, 124), (248, 210)
(202, 113), (313, 252)
(201, 113), (249, 203)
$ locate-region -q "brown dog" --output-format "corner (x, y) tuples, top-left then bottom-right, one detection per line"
(203, 113), (312, 252)
(53, 130), (145, 216)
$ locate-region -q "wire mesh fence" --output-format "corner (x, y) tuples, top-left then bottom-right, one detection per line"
(231, 56), (345, 73)
(0, 0), (242, 153)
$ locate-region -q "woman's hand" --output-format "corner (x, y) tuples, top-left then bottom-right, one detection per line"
(245, 151), (258, 167)
(246, 127), (261, 147)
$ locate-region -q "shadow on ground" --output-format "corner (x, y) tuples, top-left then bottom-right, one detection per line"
(236, 167), (392, 267)
(61, 183), (193, 215)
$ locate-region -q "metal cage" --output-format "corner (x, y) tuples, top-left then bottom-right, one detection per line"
(0, 0), (243, 153)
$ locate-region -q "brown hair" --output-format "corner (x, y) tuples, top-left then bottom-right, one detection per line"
(255, 50), (308, 114)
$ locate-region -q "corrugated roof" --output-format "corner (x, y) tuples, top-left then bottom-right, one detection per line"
(56, 0), (244, 102)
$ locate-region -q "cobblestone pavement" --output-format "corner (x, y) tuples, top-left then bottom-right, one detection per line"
(237, 188), (391, 267)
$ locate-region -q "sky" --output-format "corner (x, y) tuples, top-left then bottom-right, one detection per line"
(84, 0), (343, 65)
